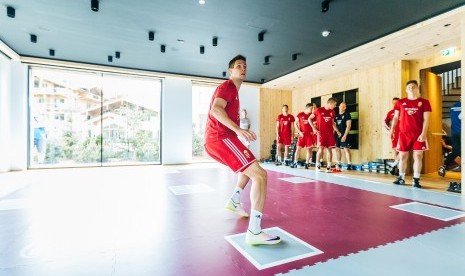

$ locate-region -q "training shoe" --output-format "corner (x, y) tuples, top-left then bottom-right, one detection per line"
(316, 164), (321, 172)
(389, 165), (398, 175)
(290, 163), (297, 168)
(438, 165), (446, 177)
(393, 177), (405, 185)
(225, 199), (249, 217)
(347, 164), (352, 170)
(335, 164), (341, 170)
(325, 167), (331, 173)
(275, 161), (282, 166)
(413, 178), (422, 188)
(245, 230), (281, 245)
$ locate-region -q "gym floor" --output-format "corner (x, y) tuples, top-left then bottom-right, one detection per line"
(0, 163), (463, 275)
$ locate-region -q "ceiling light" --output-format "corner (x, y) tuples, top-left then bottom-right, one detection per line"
(433, 44), (439, 47)
(91, 0), (99, 12)
(200, 45), (205, 54)
(444, 24), (451, 27)
(108, 55), (113, 62)
(49, 49), (55, 56)
(258, 30), (266, 42)
(321, 30), (331, 37)
(212, 36), (218, 46)
(199, 0), (205, 4)
(30, 34), (37, 43)
(115, 51), (120, 59)
(6, 6), (15, 18)
(264, 55), (271, 65)
(261, 79), (265, 83)
(148, 31), (155, 41)
(321, 0), (329, 12)
(222, 71), (226, 77)
(161, 44), (166, 53)
(177, 39), (185, 43)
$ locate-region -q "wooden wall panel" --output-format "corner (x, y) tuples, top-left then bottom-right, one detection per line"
(259, 89), (292, 159)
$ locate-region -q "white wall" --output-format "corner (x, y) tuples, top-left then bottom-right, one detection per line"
(0, 56), (28, 172)
(162, 77), (193, 164)
(239, 85), (260, 158)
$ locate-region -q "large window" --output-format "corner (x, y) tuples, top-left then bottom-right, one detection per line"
(192, 84), (215, 161)
(29, 67), (161, 168)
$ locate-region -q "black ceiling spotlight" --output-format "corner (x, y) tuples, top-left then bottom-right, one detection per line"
(108, 55), (113, 62)
(91, 0), (99, 12)
(200, 45), (205, 54)
(115, 51), (120, 59)
(321, 0), (329, 12)
(258, 30), (266, 42)
(261, 78), (265, 83)
(161, 44), (166, 53)
(49, 49), (55, 56)
(264, 55), (271, 65)
(212, 36), (218, 46)
(292, 53), (302, 61)
(148, 31), (155, 41)
(30, 34), (37, 43)
(6, 6), (15, 18)
(222, 71), (226, 77)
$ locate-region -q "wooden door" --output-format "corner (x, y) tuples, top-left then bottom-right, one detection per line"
(420, 70), (443, 174)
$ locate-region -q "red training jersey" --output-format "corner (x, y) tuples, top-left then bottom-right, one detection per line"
(384, 109), (400, 133)
(394, 97), (432, 134)
(313, 107), (336, 134)
(205, 80), (240, 143)
(296, 112), (312, 133)
(276, 114), (295, 135)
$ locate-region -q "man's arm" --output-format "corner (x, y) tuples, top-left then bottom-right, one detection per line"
(418, 111), (431, 142)
(342, 119), (351, 142)
(295, 120), (303, 137)
(210, 98), (256, 141)
(308, 114), (318, 133)
(390, 110), (399, 138)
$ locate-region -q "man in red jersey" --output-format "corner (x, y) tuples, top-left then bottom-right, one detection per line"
(309, 98), (340, 173)
(390, 80), (431, 188)
(383, 97), (400, 175)
(275, 104), (295, 165)
(291, 103), (314, 169)
(204, 55), (280, 245)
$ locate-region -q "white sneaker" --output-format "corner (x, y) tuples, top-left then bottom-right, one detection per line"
(225, 199), (249, 217)
(245, 230), (281, 245)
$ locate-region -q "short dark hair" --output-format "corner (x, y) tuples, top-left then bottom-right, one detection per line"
(282, 104), (289, 108)
(306, 103), (312, 108)
(327, 97), (337, 104)
(393, 97), (400, 101)
(229, 55), (246, 68)
(406, 80), (418, 86)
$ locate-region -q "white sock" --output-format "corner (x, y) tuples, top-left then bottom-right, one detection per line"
(248, 209), (262, 234)
(231, 187), (243, 203)
(399, 173), (405, 179)
(413, 173), (420, 179)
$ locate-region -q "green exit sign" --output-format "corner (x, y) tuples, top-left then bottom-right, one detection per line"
(441, 47), (456, 56)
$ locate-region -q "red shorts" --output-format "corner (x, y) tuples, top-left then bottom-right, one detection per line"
(317, 131), (336, 148)
(391, 131), (399, 149)
(277, 133), (292, 146)
(205, 137), (256, 173)
(297, 132), (314, 148)
(396, 132), (429, 152)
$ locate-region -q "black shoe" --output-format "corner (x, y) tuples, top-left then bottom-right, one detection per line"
(275, 162), (282, 166)
(413, 178), (422, 188)
(447, 182), (458, 192)
(438, 166), (446, 177)
(290, 163), (297, 168)
(389, 165), (397, 175)
(347, 165), (352, 170)
(304, 163), (309, 169)
(393, 177), (405, 185)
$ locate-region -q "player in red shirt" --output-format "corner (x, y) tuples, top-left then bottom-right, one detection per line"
(390, 80), (431, 188)
(275, 105), (295, 165)
(291, 103), (314, 169)
(309, 98), (340, 173)
(204, 55), (280, 245)
(383, 97), (400, 175)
